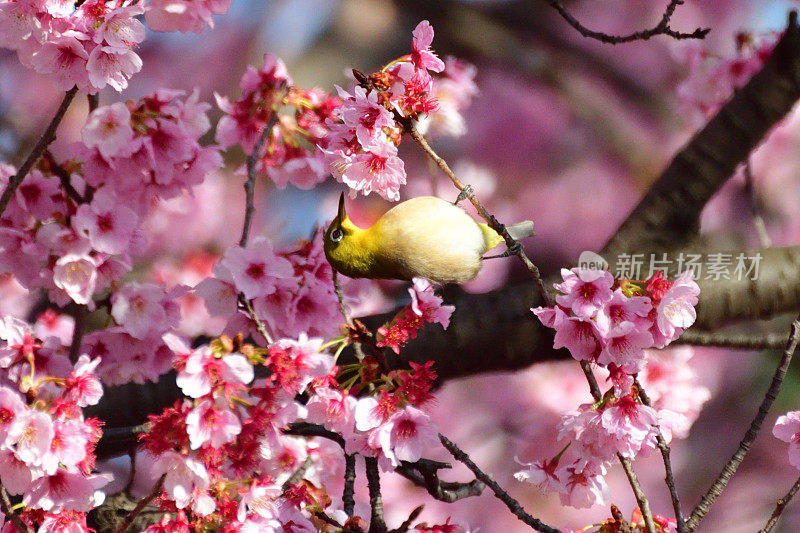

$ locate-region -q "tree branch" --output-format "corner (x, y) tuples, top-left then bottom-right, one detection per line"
(366, 457), (387, 533)
(544, 0), (708, 45)
(602, 12), (800, 258)
(112, 474), (165, 533)
(760, 474), (800, 533)
(439, 433), (561, 533)
(0, 484), (32, 533)
(685, 311), (800, 531)
(0, 87), (78, 219)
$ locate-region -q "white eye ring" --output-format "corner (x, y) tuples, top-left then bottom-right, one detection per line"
(330, 228), (344, 242)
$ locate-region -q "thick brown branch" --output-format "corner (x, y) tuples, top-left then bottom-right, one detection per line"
(603, 12), (800, 258)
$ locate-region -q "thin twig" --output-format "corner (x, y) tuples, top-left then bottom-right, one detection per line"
(390, 505), (424, 533)
(543, 0), (709, 44)
(365, 457), (387, 533)
(239, 295), (273, 345)
(636, 380), (685, 533)
(240, 87), (285, 248)
(0, 484), (32, 533)
(676, 329), (789, 351)
(333, 271), (366, 360)
(760, 474), (800, 533)
(743, 160), (772, 248)
(0, 87), (78, 219)
(112, 474), (165, 533)
(403, 121), (553, 307)
(618, 454), (657, 533)
(582, 363), (656, 531)
(438, 434), (561, 533)
(344, 453), (356, 516)
(685, 312), (800, 531)
(283, 456), (313, 489)
(43, 150), (85, 204)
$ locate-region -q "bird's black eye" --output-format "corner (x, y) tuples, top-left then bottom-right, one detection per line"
(330, 228), (344, 242)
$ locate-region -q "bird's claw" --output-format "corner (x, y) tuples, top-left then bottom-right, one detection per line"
(482, 241), (523, 260)
(454, 184), (473, 205)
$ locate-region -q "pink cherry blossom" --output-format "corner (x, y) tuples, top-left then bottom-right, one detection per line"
(328, 138), (406, 201)
(185, 397), (242, 449)
(595, 290), (652, 337)
(514, 457), (566, 494)
(336, 85), (396, 149)
(774, 411), (800, 469)
(10, 409), (54, 467)
(63, 355), (103, 407)
(73, 189), (138, 255)
(194, 277), (237, 319)
(95, 5), (146, 48)
(34, 310), (75, 346)
(600, 394), (658, 457)
(81, 103), (135, 160)
(306, 387), (357, 436)
(151, 451), (210, 509)
(237, 478), (282, 521)
(267, 334), (332, 394)
(86, 45), (142, 92)
(559, 464), (609, 509)
(175, 345), (253, 398)
(111, 283), (169, 339)
(552, 316), (602, 362)
(375, 405), (439, 467)
(52, 253), (98, 306)
(29, 34), (91, 92)
(554, 268), (614, 319)
(596, 321), (654, 373)
(42, 418), (90, 475)
(410, 20), (445, 73)
(0, 447), (35, 494)
(0, 387), (26, 445)
(145, 0), (232, 34)
(655, 270), (700, 343)
(220, 237), (295, 300)
(23, 469), (111, 512)
(409, 277), (454, 327)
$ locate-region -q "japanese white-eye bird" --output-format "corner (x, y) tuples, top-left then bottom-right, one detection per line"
(324, 193), (535, 284)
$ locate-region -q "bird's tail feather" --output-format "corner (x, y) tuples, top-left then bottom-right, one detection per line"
(507, 220), (535, 241)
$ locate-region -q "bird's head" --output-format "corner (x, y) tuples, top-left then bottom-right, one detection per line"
(323, 193), (366, 274)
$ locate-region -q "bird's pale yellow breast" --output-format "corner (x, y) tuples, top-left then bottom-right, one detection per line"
(369, 197), (492, 283)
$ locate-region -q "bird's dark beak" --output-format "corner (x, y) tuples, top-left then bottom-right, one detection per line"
(337, 192), (346, 222)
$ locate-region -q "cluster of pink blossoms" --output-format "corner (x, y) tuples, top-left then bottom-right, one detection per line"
(135, 331), (449, 531)
(515, 267), (706, 509)
(376, 277), (455, 354)
(321, 20), (477, 201)
(0, 0), (232, 93)
(0, 0), (145, 92)
(145, 0), (230, 34)
(196, 229), (364, 342)
(215, 53), (342, 191)
(0, 90), (221, 386)
(214, 21), (477, 202)
(677, 32), (777, 124)
(0, 316), (109, 531)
